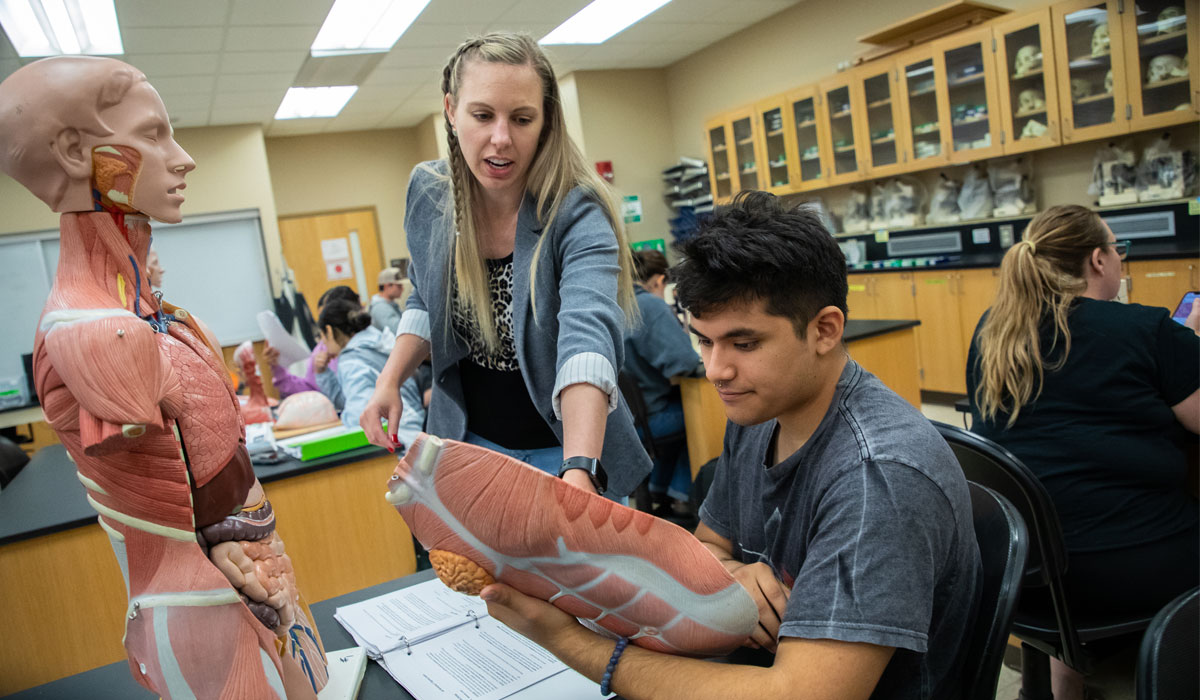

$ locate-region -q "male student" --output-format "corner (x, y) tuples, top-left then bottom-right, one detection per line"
(480, 191), (982, 700)
(370, 267), (406, 332)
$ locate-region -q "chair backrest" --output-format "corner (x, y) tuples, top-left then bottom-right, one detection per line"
(932, 421), (1085, 670)
(962, 482), (1029, 700)
(1137, 587), (1199, 700)
(617, 372), (657, 461)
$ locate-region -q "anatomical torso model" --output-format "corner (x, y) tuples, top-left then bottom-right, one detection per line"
(0, 57), (326, 699)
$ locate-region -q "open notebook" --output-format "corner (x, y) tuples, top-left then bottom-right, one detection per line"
(335, 578), (614, 700)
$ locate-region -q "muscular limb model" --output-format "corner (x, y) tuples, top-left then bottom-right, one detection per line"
(0, 57), (326, 699)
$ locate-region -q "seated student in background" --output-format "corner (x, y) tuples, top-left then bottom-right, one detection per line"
(369, 267), (405, 333)
(480, 191), (982, 700)
(319, 299), (424, 451)
(967, 204), (1199, 700)
(265, 285), (360, 408)
(624, 249), (703, 517)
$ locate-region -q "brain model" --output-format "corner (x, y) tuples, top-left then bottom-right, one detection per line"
(386, 434), (759, 657)
(274, 391), (338, 430)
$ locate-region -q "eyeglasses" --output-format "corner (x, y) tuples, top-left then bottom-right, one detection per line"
(1110, 240), (1130, 261)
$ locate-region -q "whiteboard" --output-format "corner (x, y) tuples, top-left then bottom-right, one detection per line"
(0, 210), (275, 396)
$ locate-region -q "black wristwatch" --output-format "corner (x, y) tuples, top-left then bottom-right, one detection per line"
(558, 456), (608, 495)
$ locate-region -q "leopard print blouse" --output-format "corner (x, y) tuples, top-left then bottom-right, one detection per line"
(451, 254), (519, 371)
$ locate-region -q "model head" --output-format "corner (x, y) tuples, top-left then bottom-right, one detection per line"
(318, 299), (372, 356)
(633, 249), (670, 298)
(437, 32), (636, 352)
(975, 204), (1122, 425)
(146, 245), (165, 287)
(673, 191), (848, 427)
(0, 56), (195, 223)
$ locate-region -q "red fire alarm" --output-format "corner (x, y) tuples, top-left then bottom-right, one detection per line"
(595, 161), (613, 183)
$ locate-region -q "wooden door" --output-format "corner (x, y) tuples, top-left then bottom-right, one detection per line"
(1052, 0), (1132, 142)
(958, 268), (1002, 347)
(278, 208), (384, 317)
(914, 270), (967, 394)
(786, 85), (830, 192)
(705, 118), (736, 203)
(755, 94), (796, 195)
(1121, 0), (1200, 129)
(873, 271), (918, 320)
(994, 8), (1065, 154)
(1127, 258), (1200, 310)
(847, 273), (877, 320)
(935, 26), (1006, 163)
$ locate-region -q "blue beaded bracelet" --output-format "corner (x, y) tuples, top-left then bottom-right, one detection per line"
(599, 636), (629, 695)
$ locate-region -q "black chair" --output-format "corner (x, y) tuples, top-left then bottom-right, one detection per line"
(617, 372), (688, 514)
(932, 421), (1155, 700)
(963, 482), (1029, 700)
(1136, 586), (1198, 700)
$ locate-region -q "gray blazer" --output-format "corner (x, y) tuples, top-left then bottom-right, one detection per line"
(396, 162), (651, 497)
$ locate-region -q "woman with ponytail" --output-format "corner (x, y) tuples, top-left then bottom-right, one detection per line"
(359, 33), (649, 498)
(320, 299), (424, 447)
(967, 204), (1198, 700)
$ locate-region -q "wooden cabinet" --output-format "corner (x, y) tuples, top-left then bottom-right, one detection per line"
(1052, 0), (1132, 142)
(993, 8), (1065, 153)
(1121, 0), (1200, 128)
(958, 267), (1003, 348)
(1127, 258), (1200, 310)
(935, 26), (1006, 162)
(856, 61), (909, 177)
(787, 85), (829, 191)
(704, 118), (735, 203)
(897, 45), (951, 169)
(820, 74), (868, 184)
(755, 95), (795, 195)
(912, 268), (1002, 394)
(847, 272), (917, 320)
(729, 108), (763, 195)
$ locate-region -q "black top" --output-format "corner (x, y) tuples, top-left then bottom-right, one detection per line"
(967, 298), (1199, 553)
(452, 254), (558, 450)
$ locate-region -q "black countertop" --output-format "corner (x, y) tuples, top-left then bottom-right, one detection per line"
(844, 319), (920, 341)
(0, 442), (390, 547)
(847, 241), (1199, 275)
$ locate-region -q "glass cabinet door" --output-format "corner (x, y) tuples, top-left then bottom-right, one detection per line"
(899, 47), (949, 168)
(820, 77), (864, 184)
(936, 27), (1004, 162)
(1052, 0), (1130, 142)
(756, 98), (793, 194)
(730, 110), (761, 195)
(787, 87), (827, 190)
(705, 119), (734, 202)
(1122, 0), (1199, 128)
(994, 9), (1063, 153)
(858, 63), (906, 176)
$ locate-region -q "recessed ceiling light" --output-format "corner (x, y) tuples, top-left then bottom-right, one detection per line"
(311, 0), (432, 57)
(275, 86), (359, 120)
(0, 0), (123, 57)
(540, 0), (672, 45)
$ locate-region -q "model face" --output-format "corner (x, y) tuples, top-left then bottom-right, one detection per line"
(689, 299), (822, 428)
(146, 248), (164, 287)
(445, 60), (544, 204)
(92, 80), (195, 224)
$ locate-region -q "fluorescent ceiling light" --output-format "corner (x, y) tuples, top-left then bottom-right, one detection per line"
(540, 0), (672, 45)
(275, 86), (359, 120)
(0, 0), (123, 57)
(311, 0), (431, 56)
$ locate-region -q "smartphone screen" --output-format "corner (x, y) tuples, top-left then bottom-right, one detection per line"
(1171, 292), (1198, 325)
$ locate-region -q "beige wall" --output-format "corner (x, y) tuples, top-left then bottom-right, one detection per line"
(568, 69), (676, 245)
(264, 128), (426, 265)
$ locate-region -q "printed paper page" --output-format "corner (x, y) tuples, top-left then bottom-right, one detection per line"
(335, 578), (488, 655)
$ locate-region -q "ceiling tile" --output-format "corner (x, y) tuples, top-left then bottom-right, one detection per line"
(223, 26), (319, 52)
(486, 22), (556, 39)
(161, 93), (219, 113)
(219, 51), (307, 75)
(115, 0), (230, 27)
(402, 21), (492, 48)
(607, 22), (730, 46)
(496, 0), (590, 25)
(642, 0), (731, 23)
(706, 1), (795, 26)
(149, 75), (217, 95)
(123, 27), (225, 53)
(126, 53), (221, 77)
(212, 89), (288, 109)
(267, 119), (333, 137)
(376, 46), (455, 69)
(208, 106), (273, 125)
(166, 110), (212, 128)
(351, 84), (412, 105)
(361, 67), (429, 88)
(216, 72), (295, 93)
(0, 30), (16, 58)
(0, 58), (22, 83)
(414, 0), (518, 26)
(230, 0), (334, 26)
(327, 113), (390, 131)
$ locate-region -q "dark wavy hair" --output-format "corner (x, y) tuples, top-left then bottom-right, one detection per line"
(317, 285), (361, 308)
(632, 249), (670, 283)
(671, 190), (847, 335)
(318, 299), (371, 338)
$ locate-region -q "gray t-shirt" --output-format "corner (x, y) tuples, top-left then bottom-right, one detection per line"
(700, 360), (981, 699)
